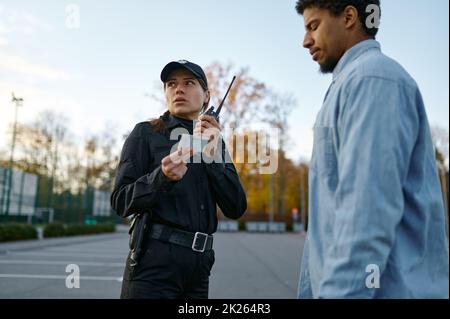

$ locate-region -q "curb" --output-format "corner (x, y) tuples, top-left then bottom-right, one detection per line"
(0, 232), (127, 254)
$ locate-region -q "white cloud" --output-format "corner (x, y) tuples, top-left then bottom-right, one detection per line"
(0, 22), (8, 46)
(21, 12), (53, 33)
(0, 6), (53, 36)
(0, 6), (53, 49)
(0, 53), (70, 80)
(0, 7), (71, 80)
(0, 80), (81, 151)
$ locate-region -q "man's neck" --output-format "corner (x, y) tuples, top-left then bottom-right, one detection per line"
(344, 34), (374, 53)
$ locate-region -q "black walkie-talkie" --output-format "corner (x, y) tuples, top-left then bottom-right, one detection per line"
(203, 76), (236, 121)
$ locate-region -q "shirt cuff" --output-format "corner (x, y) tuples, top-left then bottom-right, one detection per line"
(153, 166), (177, 192)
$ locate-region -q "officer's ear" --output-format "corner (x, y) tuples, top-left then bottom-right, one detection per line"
(203, 90), (210, 109)
(205, 90), (210, 105)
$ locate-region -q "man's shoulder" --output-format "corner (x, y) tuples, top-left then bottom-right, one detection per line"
(347, 49), (418, 89)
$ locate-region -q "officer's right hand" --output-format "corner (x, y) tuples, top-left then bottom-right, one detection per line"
(161, 148), (193, 182)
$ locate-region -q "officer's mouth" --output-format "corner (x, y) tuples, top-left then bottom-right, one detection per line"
(174, 97), (188, 104)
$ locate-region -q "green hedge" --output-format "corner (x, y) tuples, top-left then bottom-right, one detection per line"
(43, 223), (115, 238)
(43, 222), (66, 238)
(0, 223), (38, 242)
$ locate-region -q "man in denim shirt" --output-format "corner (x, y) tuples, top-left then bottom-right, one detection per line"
(295, 0), (449, 298)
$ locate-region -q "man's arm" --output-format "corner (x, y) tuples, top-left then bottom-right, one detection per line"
(319, 76), (420, 298)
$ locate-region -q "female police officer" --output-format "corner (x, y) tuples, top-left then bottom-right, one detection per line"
(111, 60), (247, 299)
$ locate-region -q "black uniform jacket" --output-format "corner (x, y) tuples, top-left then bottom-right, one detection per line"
(111, 114), (247, 234)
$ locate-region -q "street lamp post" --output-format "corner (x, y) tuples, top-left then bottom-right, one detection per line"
(4, 93), (23, 217)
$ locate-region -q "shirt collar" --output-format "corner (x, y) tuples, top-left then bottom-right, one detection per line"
(332, 39), (381, 81)
(165, 114), (194, 132)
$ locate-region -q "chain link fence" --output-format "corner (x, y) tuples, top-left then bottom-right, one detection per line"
(0, 167), (121, 225)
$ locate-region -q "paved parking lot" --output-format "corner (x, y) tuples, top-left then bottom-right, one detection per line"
(0, 231), (305, 299)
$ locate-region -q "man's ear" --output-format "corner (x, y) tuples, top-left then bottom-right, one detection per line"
(343, 5), (359, 29)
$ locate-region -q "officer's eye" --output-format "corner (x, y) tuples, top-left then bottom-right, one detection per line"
(185, 80), (195, 86)
(167, 82), (176, 88)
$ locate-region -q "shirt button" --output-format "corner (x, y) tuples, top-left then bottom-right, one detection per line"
(200, 204), (205, 210)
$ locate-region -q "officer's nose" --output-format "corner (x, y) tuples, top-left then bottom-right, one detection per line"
(175, 83), (185, 94)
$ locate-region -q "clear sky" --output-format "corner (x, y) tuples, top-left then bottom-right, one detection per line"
(0, 0), (448, 163)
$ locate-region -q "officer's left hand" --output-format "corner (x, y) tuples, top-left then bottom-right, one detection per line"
(194, 115), (222, 157)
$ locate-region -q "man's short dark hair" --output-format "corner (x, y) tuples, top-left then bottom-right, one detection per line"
(295, 0), (381, 38)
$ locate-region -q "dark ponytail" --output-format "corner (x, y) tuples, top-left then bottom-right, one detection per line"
(149, 110), (171, 134)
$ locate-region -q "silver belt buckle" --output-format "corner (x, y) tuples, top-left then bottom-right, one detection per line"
(192, 232), (208, 252)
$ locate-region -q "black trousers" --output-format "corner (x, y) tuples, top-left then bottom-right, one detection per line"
(120, 237), (215, 299)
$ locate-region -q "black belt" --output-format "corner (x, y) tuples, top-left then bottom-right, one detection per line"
(148, 224), (213, 253)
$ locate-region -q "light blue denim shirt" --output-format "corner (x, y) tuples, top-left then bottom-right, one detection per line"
(298, 40), (449, 299)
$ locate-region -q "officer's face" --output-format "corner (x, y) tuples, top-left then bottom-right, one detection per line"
(302, 7), (347, 73)
(165, 69), (210, 120)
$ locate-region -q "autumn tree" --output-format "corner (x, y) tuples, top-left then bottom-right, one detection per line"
(205, 61), (267, 131)
(84, 124), (119, 191)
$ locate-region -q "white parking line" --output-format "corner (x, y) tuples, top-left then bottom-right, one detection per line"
(0, 260), (124, 267)
(45, 248), (127, 254)
(6, 251), (124, 258)
(0, 274), (123, 282)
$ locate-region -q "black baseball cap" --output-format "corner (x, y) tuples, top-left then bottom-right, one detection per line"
(160, 60), (208, 89)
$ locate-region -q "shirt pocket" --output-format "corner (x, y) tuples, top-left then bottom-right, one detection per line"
(311, 126), (336, 177)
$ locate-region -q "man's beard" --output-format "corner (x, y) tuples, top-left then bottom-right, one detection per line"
(319, 56), (339, 74)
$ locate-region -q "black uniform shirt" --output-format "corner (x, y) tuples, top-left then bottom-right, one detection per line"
(111, 114), (247, 234)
